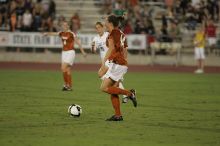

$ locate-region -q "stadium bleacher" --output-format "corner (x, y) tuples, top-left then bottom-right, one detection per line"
(0, 0), (220, 66)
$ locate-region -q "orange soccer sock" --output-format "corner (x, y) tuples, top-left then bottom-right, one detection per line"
(63, 72), (68, 86)
(107, 87), (131, 96)
(111, 94), (121, 117)
(67, 74), (72, 88)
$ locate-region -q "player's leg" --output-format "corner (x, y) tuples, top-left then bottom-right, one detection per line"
(104, 61), (128, 103)
(201, 59), (204, 71)
(194, 48), (200, 73)
(100, 78), (123, 121)
(111, 82), (122, 119)
(103, 63), (137, 107)
(119, 81), (129, 103)
(61, 50), (75, 90)
(98, 65), (108, 79)
(101, 78), (137, 107)
(66, 65), (72, 89)
(195, 48), (205, 74)
(101, 81), (131, 96)
(98, 59), (110, 79)
(61, 63), (70, 90)
(200, 48), (205, 72)
(108, 94), (122, 121)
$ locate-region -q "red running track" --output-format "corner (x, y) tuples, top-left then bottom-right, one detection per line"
(0, 62), (220, 74)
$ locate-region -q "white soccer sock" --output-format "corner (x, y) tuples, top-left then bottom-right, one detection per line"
(119, 82), (127, 98)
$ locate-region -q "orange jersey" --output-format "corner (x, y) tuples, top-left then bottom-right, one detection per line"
(59, 31), (76, 51)
(107, 28), (128, 66)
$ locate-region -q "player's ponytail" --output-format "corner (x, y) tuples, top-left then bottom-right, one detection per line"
(117, 16), (124, 24)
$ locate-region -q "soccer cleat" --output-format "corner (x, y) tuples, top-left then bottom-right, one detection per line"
(129, 89), (137, 107)
(122, 97), (128, 103)
(105, 115), (123, 121)
(62, 86), (72, 91)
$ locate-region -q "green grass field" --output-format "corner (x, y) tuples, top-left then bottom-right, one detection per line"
(0, 70), (220, 146)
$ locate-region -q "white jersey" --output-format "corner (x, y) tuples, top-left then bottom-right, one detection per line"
(92, 32), (109, 61)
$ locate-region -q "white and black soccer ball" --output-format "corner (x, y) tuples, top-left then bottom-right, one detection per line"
(68, 104), (82, 117)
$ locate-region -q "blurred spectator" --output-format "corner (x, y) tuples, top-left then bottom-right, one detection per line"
(146, 19), (155, 45)
(70, 13), (81, 33)
(43, 16), (56, 32)
(169, 21), (181, 42)
(186, 13), (197, 30)
(102, 0), (112, 15)
(32, 12), (42, 31)
(55, 15), (65, 32)
(113, 0), (123, 10)
(191, 0), (201, 8)
(0, 3), (8, 28)
(180, 0), (190, 15)
(140, 5), (152, 19)
(158, 25), (172, 43)
(161, 14), (168, 28)
(48, 0), (56, 19)
(42, 0), (49, 13)
(41, 10), (50, 31)
(22, 9), (32, 31)
(16, 2), (25, 31)
(33, 0), (43, 16)
(193, 25), (205, 74)
(165, 0), (174, 8)
(10, 11), (17, 31)
(113, 1), (126, 16)
(206, 0), (218, 21)
(197, 5), (209, 25)
(24, 0), (33, 12)
(100, 0), (220, 36)
(123, 20), (133, 34)
(134, 20), (146, 34)
(129, 0), (139, 8)
(205, 19), (217, 53)
(0, 0), (56, 32)
(169, 21), (182, 54)
(9, 0), (17, 14)
(165, 0), (174, 17)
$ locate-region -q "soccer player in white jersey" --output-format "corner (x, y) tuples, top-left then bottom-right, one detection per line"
(91, 22), (128, 103)
(92, 22), (109, 64)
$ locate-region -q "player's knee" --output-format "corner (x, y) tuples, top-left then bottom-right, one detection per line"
(98, 71), (103, 78)
(61, 66), (67, 72)
(61, 67), (65, 72)
(100, 85), (107, 92)
(98, 66), (108, 78)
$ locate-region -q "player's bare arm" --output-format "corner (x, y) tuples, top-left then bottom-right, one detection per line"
(43, 32), (59, 36)
(75, 37), (87, 57)
(98, 38), (114, 77)
(103, 38), (114, 64)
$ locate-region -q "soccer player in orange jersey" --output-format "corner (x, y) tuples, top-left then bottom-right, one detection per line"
(43, 21), (87, 91)
(92, 22), (129, 103)
(100, 15), (137, 121)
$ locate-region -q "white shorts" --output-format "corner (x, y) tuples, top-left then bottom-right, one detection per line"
(194, 47), (205, 60)
(61, 50), (75, 65)
(104, 62), (128, 82)
(100, 51), (107, 62)
(207, 37), (217, 46)
(104, 60), (111, 68)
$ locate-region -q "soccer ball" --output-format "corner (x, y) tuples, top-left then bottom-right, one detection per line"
(68, 104), (82, 117)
